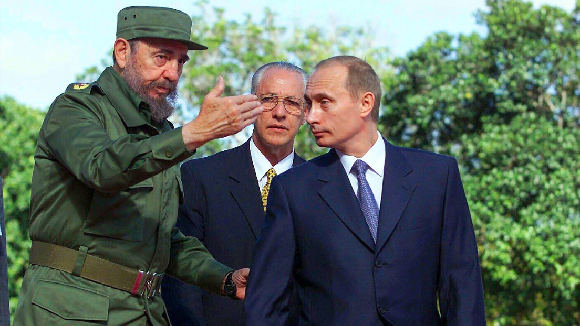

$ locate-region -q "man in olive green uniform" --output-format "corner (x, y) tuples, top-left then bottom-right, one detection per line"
(14, 6), (262, 326)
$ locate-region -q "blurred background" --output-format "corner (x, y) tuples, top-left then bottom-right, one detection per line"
(1, 0), (579, 324)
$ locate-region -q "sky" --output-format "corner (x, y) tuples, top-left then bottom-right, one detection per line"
(0, 0), (576, 110)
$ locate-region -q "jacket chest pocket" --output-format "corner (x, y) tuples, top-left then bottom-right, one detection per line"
(84, 178), (153, 241)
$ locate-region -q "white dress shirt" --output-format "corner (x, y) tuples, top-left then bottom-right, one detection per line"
(336, 131), (386, 208)
(250, 138), (295, 192)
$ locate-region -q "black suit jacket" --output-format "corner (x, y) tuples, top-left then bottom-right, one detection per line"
(245, 138), (485, 326)
(162, 139), (305, 326)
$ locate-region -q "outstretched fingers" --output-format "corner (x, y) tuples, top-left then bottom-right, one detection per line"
(230, 93), (260, 105)
(206, 76), (225, 98)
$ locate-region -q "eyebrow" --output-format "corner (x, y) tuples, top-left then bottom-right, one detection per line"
(262, 93), (302, 99)
(153, 49), (190, 62)
(306, 91), (333, 101)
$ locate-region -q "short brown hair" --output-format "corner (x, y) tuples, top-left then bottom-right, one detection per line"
(315, 56), (381, 121)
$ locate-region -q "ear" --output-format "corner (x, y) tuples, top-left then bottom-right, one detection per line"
(113, 38), (131, 69)
(299, 101), (310, 125)
(359, 92), (375, 119)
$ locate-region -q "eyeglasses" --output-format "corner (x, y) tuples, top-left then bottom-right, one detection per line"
(258, 94), (306, 116)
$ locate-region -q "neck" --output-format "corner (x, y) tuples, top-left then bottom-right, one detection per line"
(252, 135), (293, 166)
(337, 126), (379, 158)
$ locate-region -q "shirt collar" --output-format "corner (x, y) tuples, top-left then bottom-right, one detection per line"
(337, 131), (385, 176)
(250, 138), (295, 180)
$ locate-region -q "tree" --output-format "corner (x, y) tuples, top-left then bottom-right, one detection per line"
(381, 0), (579, 154)
(0, 96), (44, 319)
(461, 113), (580, 325)
(381, 0), (580, 324)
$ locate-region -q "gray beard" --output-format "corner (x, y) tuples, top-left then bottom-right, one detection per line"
(122, 59), (178, 124)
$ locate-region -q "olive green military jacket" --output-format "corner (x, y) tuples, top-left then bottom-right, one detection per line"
(14, 67), (231, 326)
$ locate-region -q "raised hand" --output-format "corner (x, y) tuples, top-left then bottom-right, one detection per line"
(182, 76), (263, 151)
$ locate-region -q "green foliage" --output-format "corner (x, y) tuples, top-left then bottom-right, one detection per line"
(382, 0), (579, 154)
(461, 113), (580, 325)
(0, 96), (44, 318)
(382, 0), (580, 324)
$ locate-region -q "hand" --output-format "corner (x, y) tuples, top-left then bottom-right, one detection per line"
(232, 268), (250, 300)
(182, 76), (263, 151)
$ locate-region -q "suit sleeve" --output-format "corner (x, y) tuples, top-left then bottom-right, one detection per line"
(245, 177), (296, 326)
(438, 158), (486, 325)
(162, 161), (208, 326)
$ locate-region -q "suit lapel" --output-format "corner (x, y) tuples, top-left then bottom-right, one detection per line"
(229, 144), (306, 239)
(375, 139), (417, 252)
(318, 151), (376, 252)
(229, 140), (264, 239)
(293, 153), (306, 166)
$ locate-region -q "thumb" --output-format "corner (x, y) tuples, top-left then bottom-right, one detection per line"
(207, 76), (225, 98)
(239, 268), (250, 278)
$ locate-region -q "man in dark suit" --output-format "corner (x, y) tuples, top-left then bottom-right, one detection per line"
(162, 62), (307, 325)
(245, 56), (486, 326)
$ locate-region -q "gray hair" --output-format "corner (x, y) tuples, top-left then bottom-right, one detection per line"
(251, 62), (308, 94)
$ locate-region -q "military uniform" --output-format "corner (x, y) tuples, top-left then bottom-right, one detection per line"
(13, 64), (231, 325)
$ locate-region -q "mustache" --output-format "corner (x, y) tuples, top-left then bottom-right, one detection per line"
(147, 80), (178, 93)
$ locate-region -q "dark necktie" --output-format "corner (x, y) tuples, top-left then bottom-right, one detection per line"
(352, 159), (379, 243)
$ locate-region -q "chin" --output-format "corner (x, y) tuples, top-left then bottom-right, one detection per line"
(263, 138), (288, 148)
(315, 138), (334, 149)
(264, 132), (288, 142)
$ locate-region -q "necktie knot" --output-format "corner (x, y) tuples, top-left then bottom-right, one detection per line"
(265, 168), (277, 180)
(352, 159), (369, 176)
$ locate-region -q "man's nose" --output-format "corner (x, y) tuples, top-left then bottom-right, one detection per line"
(306, 105), (319, 124)
(163, 60), (180, 81)
(271, 100), (287, 117)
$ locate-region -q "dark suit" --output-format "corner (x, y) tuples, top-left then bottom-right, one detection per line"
(162, 139), (305, 326)
(246, 138), (485, 326)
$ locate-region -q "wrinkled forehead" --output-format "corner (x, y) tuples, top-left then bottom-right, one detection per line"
(134, 37), (189, 54)
(257, 68), (306, 97)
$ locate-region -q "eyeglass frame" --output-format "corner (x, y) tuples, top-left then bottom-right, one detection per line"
(258, 94), (307, 116)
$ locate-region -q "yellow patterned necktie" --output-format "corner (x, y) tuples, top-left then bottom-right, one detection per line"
(261, 168), (277, 212)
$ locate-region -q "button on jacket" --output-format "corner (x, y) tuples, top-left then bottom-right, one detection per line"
(14, 67), (231, 326)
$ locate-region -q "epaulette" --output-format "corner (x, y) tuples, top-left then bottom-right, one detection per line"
(65, 82), (100, 94)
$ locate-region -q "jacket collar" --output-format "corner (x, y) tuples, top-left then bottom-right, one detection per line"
(96, 67), (171, 132)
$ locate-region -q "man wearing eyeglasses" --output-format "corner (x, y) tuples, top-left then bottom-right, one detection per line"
(161, 62), (306, 326)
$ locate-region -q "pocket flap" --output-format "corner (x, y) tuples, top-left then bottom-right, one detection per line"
(129, 178), (153, 189)
(32, 279), (109, 321)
